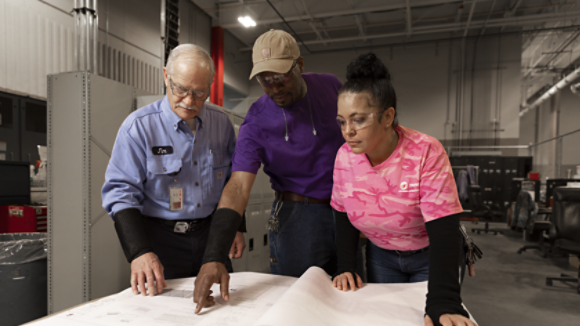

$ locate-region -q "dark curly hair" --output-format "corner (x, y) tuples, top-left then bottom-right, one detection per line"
(339, 53), (398, 126)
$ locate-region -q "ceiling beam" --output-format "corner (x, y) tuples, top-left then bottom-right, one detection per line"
(463, 0), (478, 37)
(238, 10), (580, 50)
(344, 0), (367, 40)
(293, 0), (328, 46)
(354, 15), (367, 39)
(221, 0), (466, 29)
(500, 0), (523, 31)
(406, 0), (413, 37)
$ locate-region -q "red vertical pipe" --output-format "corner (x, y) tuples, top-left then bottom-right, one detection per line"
(210, 26), (224, 107)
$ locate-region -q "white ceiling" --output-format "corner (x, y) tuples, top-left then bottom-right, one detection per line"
(192, 0), (580, 103)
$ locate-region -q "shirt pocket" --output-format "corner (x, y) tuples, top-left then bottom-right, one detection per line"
(146, 156), (183, 201)
(209, 149), (231, 191)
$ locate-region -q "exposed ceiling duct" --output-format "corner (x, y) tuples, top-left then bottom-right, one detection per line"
(571, 82), (580, 96)
(520, 66), (580, 116)
(73, 0), (98, 73)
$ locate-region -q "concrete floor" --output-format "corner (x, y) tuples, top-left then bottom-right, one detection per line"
(460, 222), (580, 326)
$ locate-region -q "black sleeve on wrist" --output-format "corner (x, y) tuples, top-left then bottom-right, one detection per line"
(238, 211), (247, 233)
(424, 214), (469, 326)
(201, 208), (243, 265)
(332, 209), (360, 279)
(112, 208), (154, 263)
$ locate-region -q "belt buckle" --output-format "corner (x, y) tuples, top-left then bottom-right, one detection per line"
(174, 222), (189, 233)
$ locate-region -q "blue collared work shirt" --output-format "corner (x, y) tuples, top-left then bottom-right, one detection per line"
(102, 96), (235, 220)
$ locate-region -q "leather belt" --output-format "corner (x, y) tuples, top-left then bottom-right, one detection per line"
(145, 215), (211, 233)
(391, 246), (429, 257)
(275, 191), (331, 204)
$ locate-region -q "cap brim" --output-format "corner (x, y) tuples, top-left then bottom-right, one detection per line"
(249, 59), (294, 80)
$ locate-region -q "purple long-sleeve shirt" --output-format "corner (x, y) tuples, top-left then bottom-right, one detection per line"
(232, 73), (344, 199)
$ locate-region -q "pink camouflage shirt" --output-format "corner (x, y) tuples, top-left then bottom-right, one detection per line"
(331, 125), (463, 251)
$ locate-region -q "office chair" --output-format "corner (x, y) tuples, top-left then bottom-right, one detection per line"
(517, 192), (551, 256)
(468, 185), (504, 235)
(545, 187), (580, 294)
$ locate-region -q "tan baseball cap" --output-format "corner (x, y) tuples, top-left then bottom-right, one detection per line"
(249, 29), (300, 80)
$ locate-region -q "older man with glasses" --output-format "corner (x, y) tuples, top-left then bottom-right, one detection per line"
(192, 29), (345, 313)
(102, 44), (245, 298)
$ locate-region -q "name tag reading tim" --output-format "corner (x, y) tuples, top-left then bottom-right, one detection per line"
(153, 146), (174, 155)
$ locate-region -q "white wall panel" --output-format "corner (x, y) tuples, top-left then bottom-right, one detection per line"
(0, 0), (163, 99)
(48, 72), (151, 312)
(0, 0), (5, 91)
(223, 30), (251, 96)
(301, 35), (522, 143)
(179, 0), (212, 53)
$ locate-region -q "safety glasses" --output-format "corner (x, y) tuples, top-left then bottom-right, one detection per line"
(336, 112), (379, 132)
(256, 61), (297, 88)
(168, 77), (209, 100)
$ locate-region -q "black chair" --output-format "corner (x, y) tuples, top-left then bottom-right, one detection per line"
(468, 185), (504, 235)
(545, 187), (580, 294)
(518, 206), (552, 256)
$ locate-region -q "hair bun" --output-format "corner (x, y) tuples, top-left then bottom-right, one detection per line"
(346, 53), (390, 81)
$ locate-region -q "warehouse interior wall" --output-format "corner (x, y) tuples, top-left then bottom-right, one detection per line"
(0, 0), (196, 99)
(178, 0), (211, 54)
(519, 82), (580, 179)
(2, 0), (577, 174)
(223, 29), (252, 97)
(296, 34), (522, 152)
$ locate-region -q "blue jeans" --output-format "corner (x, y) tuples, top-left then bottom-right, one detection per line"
(366, 242), (430, 283)
(366, 236), (467, 284)
(269, 200), (337, 277)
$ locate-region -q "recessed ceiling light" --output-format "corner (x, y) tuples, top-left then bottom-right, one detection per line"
(238, 16), (256, 28)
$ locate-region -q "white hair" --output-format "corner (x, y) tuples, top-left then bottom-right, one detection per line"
(166, 44), (215, 84)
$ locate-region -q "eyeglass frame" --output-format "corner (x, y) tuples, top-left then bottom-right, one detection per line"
(168, 77), (210, 100)
(256, 60), (298, 87)
(336, 112), (381, 132)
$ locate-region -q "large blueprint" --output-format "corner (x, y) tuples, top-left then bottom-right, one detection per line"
(29, 267), (475, 326)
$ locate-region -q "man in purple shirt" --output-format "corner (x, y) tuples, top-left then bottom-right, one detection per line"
(192, 30), (344, 313)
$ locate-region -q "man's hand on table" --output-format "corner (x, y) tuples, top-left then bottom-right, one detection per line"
(193, 262), (230, 314)
(130, 252), (167, 296)
(424, 314), (476, 326)
(229, 232), (246, 259)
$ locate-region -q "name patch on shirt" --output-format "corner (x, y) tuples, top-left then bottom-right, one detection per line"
(152, 146), (174, 155)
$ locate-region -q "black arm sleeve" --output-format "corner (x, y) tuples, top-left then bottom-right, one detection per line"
(424, 214), (469, 326)
(113, 208), (154, 263)
(201, 208), (243, 265)
(332, 209), (360, 279)
(238, 211), (247, 233)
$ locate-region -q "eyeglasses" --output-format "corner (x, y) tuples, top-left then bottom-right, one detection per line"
(336, 112), (378, 132)
(256, 61), (297, 88)
(168, 77), (209, 100)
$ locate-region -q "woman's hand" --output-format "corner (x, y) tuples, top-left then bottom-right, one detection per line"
(332, 272), (363, 291)
(424, 313), (477, 326)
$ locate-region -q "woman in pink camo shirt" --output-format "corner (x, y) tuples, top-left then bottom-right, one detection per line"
(330, 53), (475, 326)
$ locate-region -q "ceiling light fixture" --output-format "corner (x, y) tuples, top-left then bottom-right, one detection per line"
(238, 16), (256, 28)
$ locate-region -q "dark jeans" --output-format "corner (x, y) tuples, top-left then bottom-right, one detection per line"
(366, 242), (430, 283)
(143, 216), (232, 280)
(365, 235), (467, 284)
(269, 200), (337, 277)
